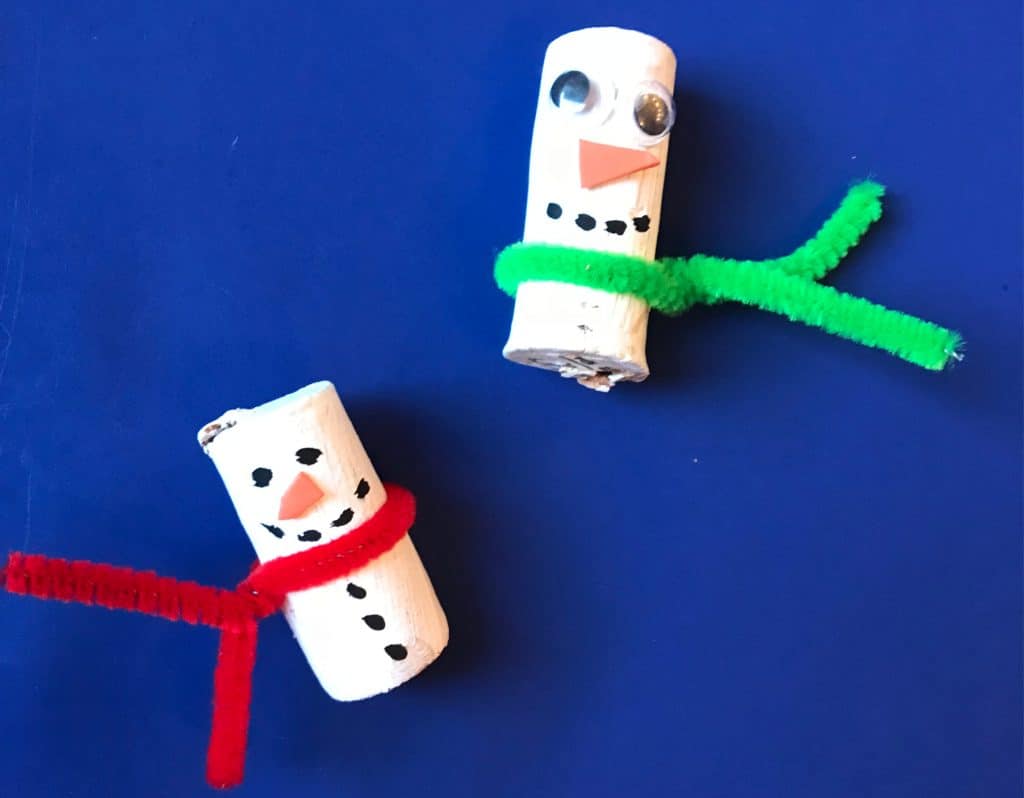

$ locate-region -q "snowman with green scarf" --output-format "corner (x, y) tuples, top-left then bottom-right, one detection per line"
(498, 27), (961, 391)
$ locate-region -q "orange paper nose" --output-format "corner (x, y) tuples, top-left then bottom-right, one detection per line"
(278, 472), (324, 520)
(579, 140), (660, 189)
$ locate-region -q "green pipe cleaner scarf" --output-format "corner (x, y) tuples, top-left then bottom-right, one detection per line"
(494, 181), (962, 370)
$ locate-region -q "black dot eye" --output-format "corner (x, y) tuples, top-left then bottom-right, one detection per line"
(252, 467), (272, 487)
(296, 448), (322, 465)
(331, 508), (355, 528)
(632, 81), (675, 140)
(355, 478), (370, 499)
(550, 70), (593, 113)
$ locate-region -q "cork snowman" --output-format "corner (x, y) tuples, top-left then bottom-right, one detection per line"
(199, 381), (448, 701)
(503, 27), (677, 391)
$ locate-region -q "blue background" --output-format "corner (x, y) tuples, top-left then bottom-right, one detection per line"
(1, 3), (1020, 796)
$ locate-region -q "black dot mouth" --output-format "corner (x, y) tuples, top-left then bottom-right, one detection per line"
(331, 508), (355, 527)
(261, 523), (285, 539)
(545, 202), (652, 236)
(262, 498), (362, 545)
(575, 213), (596, 231)
(261, 521), (329, 543)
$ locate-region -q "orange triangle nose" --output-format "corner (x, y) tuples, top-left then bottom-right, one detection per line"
(278, 472), (325, 520)
(579, 140), (660, 189)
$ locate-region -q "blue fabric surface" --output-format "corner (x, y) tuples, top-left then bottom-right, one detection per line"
(0, 3), (1020, 796)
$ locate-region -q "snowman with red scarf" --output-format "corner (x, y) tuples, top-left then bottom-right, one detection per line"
(199, 380), (449, 702)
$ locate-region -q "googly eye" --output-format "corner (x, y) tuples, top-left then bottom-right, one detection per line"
(550, 70), (593, 113)
(548, 69), (615, 125)
(632, 81), (675, 144)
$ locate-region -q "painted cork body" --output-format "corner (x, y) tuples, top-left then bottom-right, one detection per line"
(503, 27), (677, 391)
(199, 381), (448, 701)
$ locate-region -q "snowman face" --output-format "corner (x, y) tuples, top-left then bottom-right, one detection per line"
(200, 382), (386, 563)
(523, 28), (677, 260)
(243, 444), (375, 550)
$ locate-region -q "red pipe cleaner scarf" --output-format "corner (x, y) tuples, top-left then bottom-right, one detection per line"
(0, 483), (416, 789)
